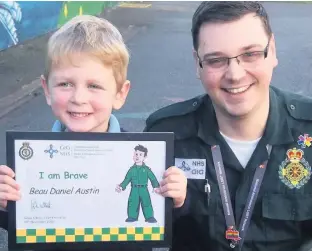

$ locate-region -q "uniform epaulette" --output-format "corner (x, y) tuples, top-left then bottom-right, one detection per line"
(145, 94), (206, 129)
(278, 86), (312, 121)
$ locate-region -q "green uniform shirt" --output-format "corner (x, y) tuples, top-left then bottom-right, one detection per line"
(144, 86), (312, 251)
(120, 164), (160, 190)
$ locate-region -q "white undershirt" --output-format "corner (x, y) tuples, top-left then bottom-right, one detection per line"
(220, 131), (261, 168)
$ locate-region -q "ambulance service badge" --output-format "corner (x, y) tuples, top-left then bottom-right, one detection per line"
(279, 148), (311, 189)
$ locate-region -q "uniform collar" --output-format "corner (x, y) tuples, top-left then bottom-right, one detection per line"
(262, 87), (294, 145)
(197, 96), (219, 146)
(197, 86), (294, 146)
(51, 114), (121, 133)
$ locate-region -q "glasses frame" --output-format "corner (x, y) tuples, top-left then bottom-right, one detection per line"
(197, 38), (271, 71)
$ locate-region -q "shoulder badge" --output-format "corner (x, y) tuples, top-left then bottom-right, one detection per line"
(279, 148), (311, 189)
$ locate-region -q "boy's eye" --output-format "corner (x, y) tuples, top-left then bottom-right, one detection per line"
(88, 83), (102, 89)
(58, 82), (72, 87)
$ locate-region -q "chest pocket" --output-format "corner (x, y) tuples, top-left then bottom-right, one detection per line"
(261, 193), (312, 241)
(187, 179), (217, 216)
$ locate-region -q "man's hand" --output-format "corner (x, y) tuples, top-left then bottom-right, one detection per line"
(155, 166), (187, 208)
(0, 165), (21, 209)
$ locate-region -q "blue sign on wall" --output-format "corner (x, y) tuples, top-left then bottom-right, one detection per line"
(0, 1), (62, 50)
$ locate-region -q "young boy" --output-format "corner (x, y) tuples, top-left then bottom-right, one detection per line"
(0, 12), (131, 234)
(43, 14), (131, 133)
(0, 14), (187, 244)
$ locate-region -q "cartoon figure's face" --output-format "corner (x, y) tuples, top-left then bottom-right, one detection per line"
(133, 150), (146, 165)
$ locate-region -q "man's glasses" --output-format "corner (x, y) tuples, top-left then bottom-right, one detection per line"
(197, 39), (271, 73)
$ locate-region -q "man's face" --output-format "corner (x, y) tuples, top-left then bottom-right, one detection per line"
(194, 13), (278, 119)
(133, 150), (146, 165)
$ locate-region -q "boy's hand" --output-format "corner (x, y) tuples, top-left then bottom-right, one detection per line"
(156, 166), (187, 208)
(0, 165), (21, 209)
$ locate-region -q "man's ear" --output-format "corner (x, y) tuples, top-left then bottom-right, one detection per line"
(113, 80), (131, 110)
(193, 49), (201, 79)
(41, 75), (51, 106)
(269, 33), (278, 68)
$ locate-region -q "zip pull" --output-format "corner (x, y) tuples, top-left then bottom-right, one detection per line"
(205, 179), (211, 206)
(205, 179), (210, 193)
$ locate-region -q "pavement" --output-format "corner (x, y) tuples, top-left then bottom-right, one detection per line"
(1, 1), (312, 250)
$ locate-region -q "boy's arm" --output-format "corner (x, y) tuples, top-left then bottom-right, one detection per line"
(0, 209), (8, 230)
(119, 168), (133, 190)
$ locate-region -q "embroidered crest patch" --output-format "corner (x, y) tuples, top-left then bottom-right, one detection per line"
(279, 148), (311, 189)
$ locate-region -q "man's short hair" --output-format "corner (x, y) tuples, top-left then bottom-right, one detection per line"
(192, 1), (272, 51)
(44, 15), (129, 89)
(134, 144), (148, 157)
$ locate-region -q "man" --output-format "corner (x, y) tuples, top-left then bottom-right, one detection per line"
(144, 2), (312, 251)
(116, 144), (160, 223)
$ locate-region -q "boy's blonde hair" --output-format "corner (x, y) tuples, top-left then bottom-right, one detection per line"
(44, 15), (129, 89)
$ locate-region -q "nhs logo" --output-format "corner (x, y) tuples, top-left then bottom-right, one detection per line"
(175, 158), (206, 179)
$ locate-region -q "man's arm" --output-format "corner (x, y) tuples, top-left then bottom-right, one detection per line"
(299, 220), (312, 251)
(0, 209), (8, 230)
(144, 122), (192, 221)
(172, 186), (191, 220)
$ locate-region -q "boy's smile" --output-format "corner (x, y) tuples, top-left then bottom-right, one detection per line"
(42, 53), (130, 132)
(68, 112), (91, 118)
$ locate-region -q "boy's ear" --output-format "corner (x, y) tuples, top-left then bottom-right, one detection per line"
(113, 80), (131, 110)
(41, 75), (51, 106)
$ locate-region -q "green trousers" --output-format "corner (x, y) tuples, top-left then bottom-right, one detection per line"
(127, 186), (154, 219)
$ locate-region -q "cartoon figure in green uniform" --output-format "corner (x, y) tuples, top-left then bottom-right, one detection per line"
(116, 144), (160, 223)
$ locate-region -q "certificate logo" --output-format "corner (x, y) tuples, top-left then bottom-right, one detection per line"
(44, 144), (58, 159)
(19, 142), (34, 160)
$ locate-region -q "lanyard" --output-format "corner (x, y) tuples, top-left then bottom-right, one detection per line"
(211, 145), (270, 250)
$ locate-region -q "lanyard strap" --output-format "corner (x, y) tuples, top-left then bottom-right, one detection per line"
(211, 145), (269, 250)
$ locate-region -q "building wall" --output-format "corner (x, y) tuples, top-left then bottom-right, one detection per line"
(0, 1), (119, 51)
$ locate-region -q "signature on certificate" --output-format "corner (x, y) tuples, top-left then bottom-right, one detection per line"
(31, 199), (52, 211)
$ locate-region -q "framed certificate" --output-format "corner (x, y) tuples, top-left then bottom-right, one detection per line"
(6, 131), (174, 251)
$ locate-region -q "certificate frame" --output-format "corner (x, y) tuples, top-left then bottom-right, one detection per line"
(6, 131), (174, 251)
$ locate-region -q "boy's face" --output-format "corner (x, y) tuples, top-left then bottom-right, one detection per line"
(42, 54), (130, 132)
(133, 150), (146, 165)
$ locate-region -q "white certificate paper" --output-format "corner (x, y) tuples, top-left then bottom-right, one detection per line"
(7, 132), (173, 249)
